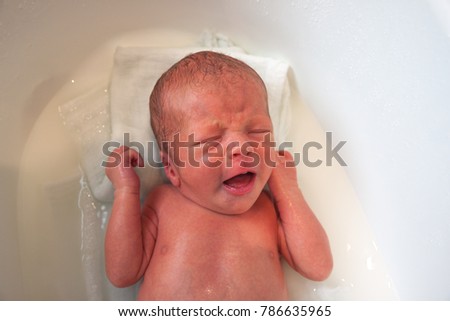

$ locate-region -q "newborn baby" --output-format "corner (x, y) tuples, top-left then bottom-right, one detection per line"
(105, 51), (332, 300)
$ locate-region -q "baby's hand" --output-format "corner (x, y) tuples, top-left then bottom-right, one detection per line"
(268, 150), (299, 201)
(105, 146), (144, 193)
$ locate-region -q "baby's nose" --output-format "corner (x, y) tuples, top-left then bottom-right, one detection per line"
(227, 141), (243, 158)
(224, 135), (256, 159)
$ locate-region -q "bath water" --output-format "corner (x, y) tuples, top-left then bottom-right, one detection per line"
(17, 28), (398, 300)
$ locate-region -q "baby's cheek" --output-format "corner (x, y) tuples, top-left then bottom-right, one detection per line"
(201, 145), (223, 169)
(176, 147), (208, 168)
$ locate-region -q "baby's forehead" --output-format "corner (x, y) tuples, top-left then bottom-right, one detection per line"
(159, 51), (269, 121)
(170, 73), (268, 112)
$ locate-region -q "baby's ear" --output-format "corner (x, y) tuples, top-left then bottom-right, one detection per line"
(160, 151), (180, 187)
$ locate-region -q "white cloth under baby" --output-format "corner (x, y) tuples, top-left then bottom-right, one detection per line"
(59, 35), (291, 204)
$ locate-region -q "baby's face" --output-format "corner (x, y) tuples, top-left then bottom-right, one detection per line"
(165, 76), (275, 215)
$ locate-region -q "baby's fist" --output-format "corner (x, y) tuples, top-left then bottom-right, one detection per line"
(268, 150), (298, 194)
(105, 146), (144, 192)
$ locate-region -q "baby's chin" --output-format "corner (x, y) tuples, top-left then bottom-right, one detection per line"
(179, 189), (259, 216)
(216, 203), (255, 215)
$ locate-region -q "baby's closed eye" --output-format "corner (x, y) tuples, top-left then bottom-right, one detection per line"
(195, 136), (223, 149)
(248, 129), (272, 140)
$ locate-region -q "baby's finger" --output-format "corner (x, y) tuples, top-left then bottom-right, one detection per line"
(104, 146), (144, 169)
(274, 150), (296, 168)
(105, 146), (128, 168)
(276, 150), (294, 162)
(123, 147), (145, 168)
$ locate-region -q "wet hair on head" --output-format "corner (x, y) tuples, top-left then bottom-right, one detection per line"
(149, 51), (267, 152)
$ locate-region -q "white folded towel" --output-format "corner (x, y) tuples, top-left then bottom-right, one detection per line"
(60, 34), (291, 203)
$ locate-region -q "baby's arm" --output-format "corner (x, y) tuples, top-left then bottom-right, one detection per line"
(104, 146), (157, 287)
(269, 151), (333, 281)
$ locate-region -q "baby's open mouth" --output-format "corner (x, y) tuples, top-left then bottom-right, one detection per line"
(223, 172), (256, 189)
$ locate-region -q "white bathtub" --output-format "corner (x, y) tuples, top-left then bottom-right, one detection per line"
(1, 0), (449, 300)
